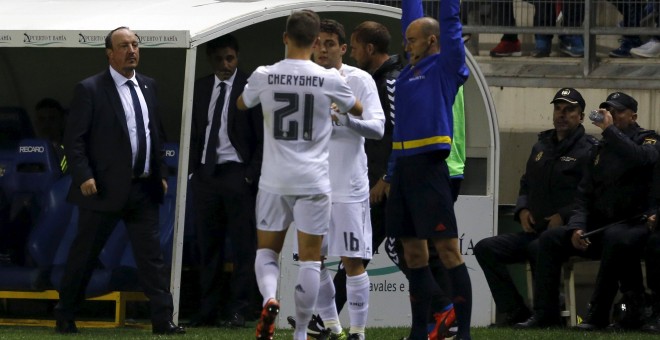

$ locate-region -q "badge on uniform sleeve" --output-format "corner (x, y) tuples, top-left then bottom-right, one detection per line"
(643, 138), (657, 145)
(535, 151), (543, 162)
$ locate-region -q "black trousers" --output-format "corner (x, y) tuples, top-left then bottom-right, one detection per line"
(533, 222), (648, 320)
(55, 180), (173, 325)
(645, 231), (660, 294)
(192, 162), (257, 319)
(474, 231), (539, 314)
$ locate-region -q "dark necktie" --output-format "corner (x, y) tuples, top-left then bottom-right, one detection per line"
(126, 80), (147, 178)
(204, 82), (226, 175)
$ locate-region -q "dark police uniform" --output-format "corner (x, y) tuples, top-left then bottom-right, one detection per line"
(474, 124), (596, 324)
(529, 123), (658, 327)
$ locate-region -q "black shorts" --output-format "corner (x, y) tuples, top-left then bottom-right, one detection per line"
(386, 151), (458, 239)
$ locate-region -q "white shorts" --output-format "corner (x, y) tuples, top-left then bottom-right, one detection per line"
(256, 190), (331, 236)
(327, 199), (373, 259)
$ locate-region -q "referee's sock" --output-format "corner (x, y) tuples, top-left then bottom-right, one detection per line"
(449, 263), (472, 339)
(409, 266), (441, 339)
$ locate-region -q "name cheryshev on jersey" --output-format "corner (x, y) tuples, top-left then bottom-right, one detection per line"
(268, 74), (325, 87)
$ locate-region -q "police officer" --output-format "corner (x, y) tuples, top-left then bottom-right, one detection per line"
(475, 88), (596, 326)
(516, 92), (659, 329)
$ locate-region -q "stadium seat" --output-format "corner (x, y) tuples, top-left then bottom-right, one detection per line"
(3, 139), (63, 218)
(0, 175), (73, 290)
(1, 139), (64, 265)
(0, 107), (35, 218)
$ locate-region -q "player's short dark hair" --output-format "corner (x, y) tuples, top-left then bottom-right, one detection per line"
(206, 34), (239, 55)
(352, 21), (390, 54)
(105, 26), (131, 49)
(320, 19), (346, 45)
(286, 10), (320, 47)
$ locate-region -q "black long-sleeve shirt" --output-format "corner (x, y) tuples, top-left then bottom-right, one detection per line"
(569, 123), (660, 231)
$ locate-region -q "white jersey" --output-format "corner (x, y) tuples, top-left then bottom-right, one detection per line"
(241, 59), (356, 195)
(328, 64), (385, 202)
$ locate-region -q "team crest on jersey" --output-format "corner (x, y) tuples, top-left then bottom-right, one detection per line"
(535, 151), (543, 161)
(643, 138), (657, 145)
(409, 69), (425, 81)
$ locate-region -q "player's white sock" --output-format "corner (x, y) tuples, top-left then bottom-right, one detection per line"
(317, 267), (342, 333)
(294, 261), (321, 338)
(255, 248), (279, 306)
(347, 271), (370, 334)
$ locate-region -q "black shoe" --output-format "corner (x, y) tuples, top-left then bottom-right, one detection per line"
(153, 321), (186, 334)
(55, 319), (78, 334)
(642, 315), (660, 333)
(514, 314), (560, 329)
(222, 312), (246, 328)
(502, 306), (532, 326)
(575, 304), (609, 331)
(286, 314), (327, 338)
(576, 321), (607, 331)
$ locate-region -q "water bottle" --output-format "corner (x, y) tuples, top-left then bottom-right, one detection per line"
(589, 109), (604, 123)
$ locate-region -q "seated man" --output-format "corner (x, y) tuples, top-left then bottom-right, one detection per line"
(516, 92), (659, 329)
(475, 88), (595, 326)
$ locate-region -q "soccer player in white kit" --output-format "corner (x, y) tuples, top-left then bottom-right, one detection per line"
(237, 10), (363, 340)
(305, 19), (385, 340)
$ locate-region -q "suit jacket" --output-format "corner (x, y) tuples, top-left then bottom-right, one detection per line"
(189, 71), (263, 184)
(64, 69), (168, 211)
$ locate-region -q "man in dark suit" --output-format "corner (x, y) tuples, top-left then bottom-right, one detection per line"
(55, 26), (184, 335)
(188, 34), (263, 327)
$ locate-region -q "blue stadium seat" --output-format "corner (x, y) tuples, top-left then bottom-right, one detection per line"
(0, 175), (73, 290)
(0, 139), (64, 265)
(0, 107), (35, 232)
(3, 139), (63, 217)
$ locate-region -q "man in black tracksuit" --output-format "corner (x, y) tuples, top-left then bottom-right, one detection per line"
(475, 88), (597, 326)
(517, 92), (659, 329)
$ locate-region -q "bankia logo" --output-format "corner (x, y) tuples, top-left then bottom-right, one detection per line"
(23, 33), (66, 46)
(78, 33), (105, 47)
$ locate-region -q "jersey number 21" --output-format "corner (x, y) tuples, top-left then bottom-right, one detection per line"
(274, 92), (314, 141)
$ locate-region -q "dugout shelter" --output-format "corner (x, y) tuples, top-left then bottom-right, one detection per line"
(0, 0), (499, 327)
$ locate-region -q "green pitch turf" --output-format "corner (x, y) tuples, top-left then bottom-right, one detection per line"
(0, 325), (659, 339)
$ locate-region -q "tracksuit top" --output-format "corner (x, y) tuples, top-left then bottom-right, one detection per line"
(392, 0), (469, 159)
